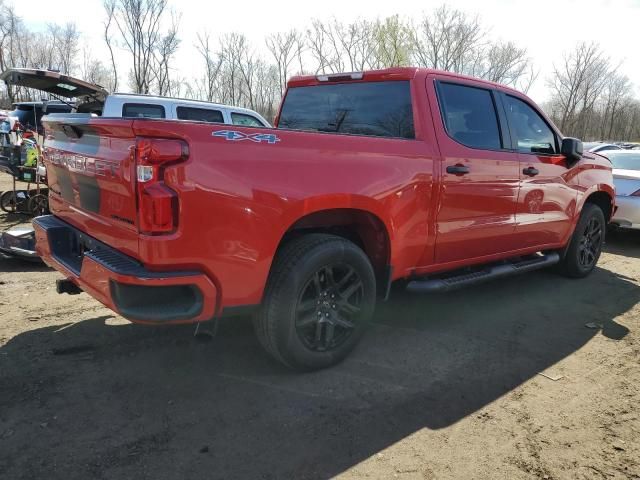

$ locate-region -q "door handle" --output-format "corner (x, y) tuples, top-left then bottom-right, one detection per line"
(523, 167), (539, 177)
(446, 164), (470, 175)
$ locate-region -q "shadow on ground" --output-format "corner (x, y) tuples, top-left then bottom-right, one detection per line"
(605, 228), (640, 259)
(0, 266), (636, 479)
(0, 255), (49, 273)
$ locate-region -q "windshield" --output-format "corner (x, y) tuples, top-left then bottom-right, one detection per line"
(278, 81), (415, 139)
(608, 152), (640, 170)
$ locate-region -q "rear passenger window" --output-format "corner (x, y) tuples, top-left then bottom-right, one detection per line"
(176, 107), (223, 123)
(122, 103), (165, 119)
(504, 95), (556, 154)
(437, 83), (502, 150)
(231, 113), (263, 127)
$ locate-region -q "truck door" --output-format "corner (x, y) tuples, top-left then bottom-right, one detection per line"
(500, 93), (577, 248)
(427, 76), (520, 264)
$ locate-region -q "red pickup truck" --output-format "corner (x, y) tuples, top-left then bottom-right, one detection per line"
(34, 68), (614, 370)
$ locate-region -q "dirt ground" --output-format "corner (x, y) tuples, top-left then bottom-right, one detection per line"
(0, 174), (639, 480)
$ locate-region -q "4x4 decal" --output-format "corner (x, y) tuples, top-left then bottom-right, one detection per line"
(212, 130), (281, 144)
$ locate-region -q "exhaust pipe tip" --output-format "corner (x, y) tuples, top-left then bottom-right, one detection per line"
(56, 278), (83, 295)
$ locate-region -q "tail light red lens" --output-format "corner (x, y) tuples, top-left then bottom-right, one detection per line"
(138, 183), (178, 233)
(135, 138), (189, 235)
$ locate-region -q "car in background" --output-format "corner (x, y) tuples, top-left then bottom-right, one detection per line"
(100, 93), (270, 126)
(608, 150), (640, 230)
(583, 142), (623, 154)
(5, 101), (73, 132)
(0, 68), (270, 127)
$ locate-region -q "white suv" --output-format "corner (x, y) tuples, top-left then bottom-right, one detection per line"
(101, 93), (270, 126)
(0, 68), (271, 127)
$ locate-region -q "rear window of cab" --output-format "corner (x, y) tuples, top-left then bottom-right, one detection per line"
(278, 81), (415, 139)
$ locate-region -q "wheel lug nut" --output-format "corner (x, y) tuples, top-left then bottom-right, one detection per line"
(332, 304), (336, 309)
(325, 313), (329, 318)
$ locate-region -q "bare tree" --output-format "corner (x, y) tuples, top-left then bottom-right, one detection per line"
(0, 1), (20, 103)
(80, 46), (115, 89)
(515, 65), (539, 95)
(411, 6), (483, 72)
(599, 74), (632, 140)
(56, 23), (80, 74)
(475, 41), (528, 84)
(548, 42), (612, 136)
(303, 18), (377, 73)
(306, 19), (337, 74)
(103, 0), (119, 91)
(372, 15), (412, 68)
(217, 33), (246, 105)
(266, 29), (303, 94)
(333, 19), (376, 71)
(111, 0), (168, 94)
(150, 11), (180, 96)
(196, 31), (222, 102)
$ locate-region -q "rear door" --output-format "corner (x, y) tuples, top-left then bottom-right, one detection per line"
(500, 93), (576, 248)
(428, 76), (520, 264)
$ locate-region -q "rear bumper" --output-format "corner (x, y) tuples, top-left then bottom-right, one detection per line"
(611, 195), (640, 230)
(33, 215), (218, 324)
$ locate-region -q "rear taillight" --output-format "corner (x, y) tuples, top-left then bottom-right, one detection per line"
(135, 138), (188, 235)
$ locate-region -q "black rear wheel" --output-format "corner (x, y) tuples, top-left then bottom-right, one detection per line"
(254, 234), (376, 371)
(296, 263), (365, 352)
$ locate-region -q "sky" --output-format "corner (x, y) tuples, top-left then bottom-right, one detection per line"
(12, 0), (640, 104)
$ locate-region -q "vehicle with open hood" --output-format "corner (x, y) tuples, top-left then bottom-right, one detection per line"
(0, 68), (270, 126)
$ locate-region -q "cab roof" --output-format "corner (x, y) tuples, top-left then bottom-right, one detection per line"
(287, 67), (523, 96)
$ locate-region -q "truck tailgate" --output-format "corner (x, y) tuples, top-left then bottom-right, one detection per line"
(42, 116), (140, 257)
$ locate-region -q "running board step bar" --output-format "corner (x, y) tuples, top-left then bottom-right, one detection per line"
(406, 252), (560, 293)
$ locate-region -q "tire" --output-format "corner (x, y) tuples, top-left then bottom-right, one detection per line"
(556, 203), (606, 278)
(27, 193), (49, 216)
(0, 190), (29, 213)
(254, 234), (376, 371)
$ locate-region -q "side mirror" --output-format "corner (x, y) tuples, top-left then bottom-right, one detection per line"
(561, 137), (583, 166)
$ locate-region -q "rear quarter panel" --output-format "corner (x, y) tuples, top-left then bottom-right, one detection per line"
(132, 119), (438, 308)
